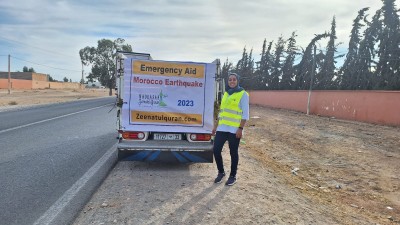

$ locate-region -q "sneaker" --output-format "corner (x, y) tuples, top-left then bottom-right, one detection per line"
(214, 173), (225, 183)
(225, 176), (236, 186)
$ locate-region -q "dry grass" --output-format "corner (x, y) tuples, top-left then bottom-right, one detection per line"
(0, 88), (110, 108)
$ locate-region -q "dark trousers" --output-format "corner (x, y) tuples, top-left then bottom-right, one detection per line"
(213, 131), (241, 178)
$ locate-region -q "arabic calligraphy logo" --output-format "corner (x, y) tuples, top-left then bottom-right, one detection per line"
(138, 93), (159, 107)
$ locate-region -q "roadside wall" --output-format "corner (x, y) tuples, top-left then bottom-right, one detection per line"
(0, 78), (32, 89)
(249, 90), (400, 126)
(46, 81), (82, 89)
(32, 73), (48, 81)
(0, 72), (48, 81)
(0, 79), (83, 90)
(32, 80), (49, 89)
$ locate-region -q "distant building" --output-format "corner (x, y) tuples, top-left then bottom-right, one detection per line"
(0, 72), (82, 90)
(0, 72), (49, 81)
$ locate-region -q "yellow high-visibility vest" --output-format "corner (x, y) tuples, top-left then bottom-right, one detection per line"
(218, 90), (248, 127)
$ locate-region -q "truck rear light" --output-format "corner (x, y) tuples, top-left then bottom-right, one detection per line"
(119, 131), (146, 140)
(189, 133), (211, 141)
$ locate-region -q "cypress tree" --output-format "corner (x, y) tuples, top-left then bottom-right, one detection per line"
(375, 0), (400, 89)
(235, 47), (255, 90)
(316, 16), (338, 90)
(294, 33), (329, 90)
(253, 39), (266, 90)
(260, 40), (274, 89)
(280, 32), (298, 90)
(356, 10), (382, 89)
(339, 8), (369, 89)
(221, 58), (233, 82)
(270, 36), (286, 90)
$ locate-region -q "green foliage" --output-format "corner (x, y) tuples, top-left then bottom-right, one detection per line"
(22, 66), (35, 72)
(270, 36), (286, 89)
(280, 32), (299, 90)
(233, 47), (255, 90)
(229, 0), (399, 91)
(257, 40), (273, 89)
(221, 58), (233, 83)
(48, 75), (56, 82)
(294, 33), (329, 90)
(63, 77), (69, 82)
(79, 38), (132, 95)
(339, 7), (370, 90)
(375, 0), (400, 89)
(349, 9), (381, 90)
(315, 16), (338, 90)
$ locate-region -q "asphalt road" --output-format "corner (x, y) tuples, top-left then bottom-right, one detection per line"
(0, 97), (117, 225)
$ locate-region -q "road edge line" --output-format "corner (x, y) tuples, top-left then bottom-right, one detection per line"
(33, 142), (118, 225)
(0, 103), (113, 134)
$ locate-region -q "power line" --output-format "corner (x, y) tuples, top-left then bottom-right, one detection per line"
(0, 35), (77, 59)
(11, 56), (81, 72)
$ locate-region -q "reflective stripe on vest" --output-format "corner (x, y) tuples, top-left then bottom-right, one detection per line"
(218, 90), (246, 127)
(220, 108), (243, 115)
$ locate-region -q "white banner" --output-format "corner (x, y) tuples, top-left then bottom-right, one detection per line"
(121, 58), (216, 133)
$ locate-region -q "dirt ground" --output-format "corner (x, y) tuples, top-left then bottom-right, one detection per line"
(1, 89), (398, 224)
(72, 106), (399, 225)
(0, 88), (111, 110)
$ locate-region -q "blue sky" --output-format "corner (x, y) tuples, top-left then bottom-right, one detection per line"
(0, 0), (394, 82)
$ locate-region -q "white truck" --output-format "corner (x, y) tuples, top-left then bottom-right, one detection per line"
(115, 51), (223, 163)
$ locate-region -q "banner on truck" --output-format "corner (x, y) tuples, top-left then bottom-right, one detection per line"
(121, 59), (216, 133)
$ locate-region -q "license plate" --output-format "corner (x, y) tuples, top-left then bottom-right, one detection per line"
(153, 133), (182, 140)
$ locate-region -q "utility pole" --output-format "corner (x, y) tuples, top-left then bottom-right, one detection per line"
(307, 45), (316, 115)
(81, 62), (84, 84)
(8, 54), (11, 94)
(108, 63), (112, 96)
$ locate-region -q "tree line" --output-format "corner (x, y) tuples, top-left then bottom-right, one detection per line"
(79, 38), (132, 95)
(223, 0), (400, 90)
(79, 0), (399, 92)
(20, 66), (73, 82)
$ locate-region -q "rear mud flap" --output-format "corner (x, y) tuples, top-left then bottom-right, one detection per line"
(118, 149), (213, 163)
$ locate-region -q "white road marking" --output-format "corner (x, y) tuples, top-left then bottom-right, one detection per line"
(0, 104), (113, 134)
(33, 143), (118, 225)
